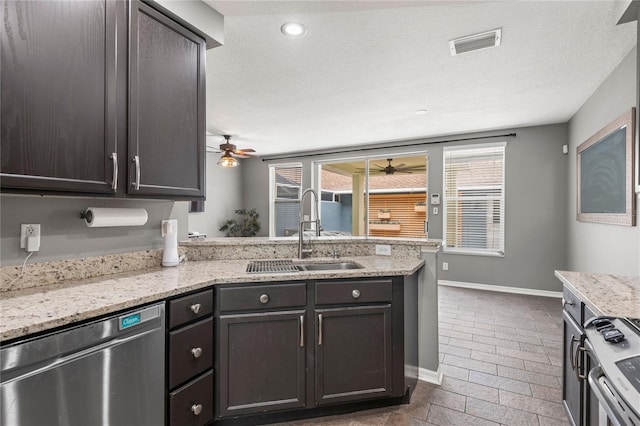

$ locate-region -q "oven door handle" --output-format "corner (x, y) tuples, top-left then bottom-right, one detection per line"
(587, 366), (628, 426)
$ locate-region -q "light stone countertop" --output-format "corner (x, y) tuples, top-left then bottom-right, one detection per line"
(555, 270), (640, 318)
(0, 256), (424, 342)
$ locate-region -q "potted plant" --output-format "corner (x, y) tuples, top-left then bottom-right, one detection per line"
(219, 209), (261, 237)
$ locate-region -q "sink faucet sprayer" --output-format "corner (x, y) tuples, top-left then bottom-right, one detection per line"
(298, 188), (321, 258)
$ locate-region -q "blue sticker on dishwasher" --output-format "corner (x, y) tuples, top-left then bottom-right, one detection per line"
(120, 313), (141, 329)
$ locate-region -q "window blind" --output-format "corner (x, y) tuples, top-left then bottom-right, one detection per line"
(443, 144), (505, 255)
(271, 165), (302, 237)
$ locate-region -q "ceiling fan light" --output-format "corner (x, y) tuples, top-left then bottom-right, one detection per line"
(218, 152), (239, 168)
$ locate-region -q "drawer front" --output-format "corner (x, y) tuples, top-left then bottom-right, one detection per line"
(316, 279), (392, 305)
(169, 370), (214, 426)
(562, 287), (581, 323)
(169, 289), (214, 329)
(218, 282), (306, 312)
(169, 317), (214, 388)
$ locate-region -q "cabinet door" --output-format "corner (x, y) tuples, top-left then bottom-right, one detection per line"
(1, 0), (122, 193)
(128, 1), (205, 199)
(315, 305), (392, 405)
(562, 310), (584, 426)
(217, 310), (306, 418)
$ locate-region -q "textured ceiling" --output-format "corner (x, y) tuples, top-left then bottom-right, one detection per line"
(204, 1), (637, 156)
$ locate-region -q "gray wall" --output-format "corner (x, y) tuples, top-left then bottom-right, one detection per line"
(0, 195), (188, 266)
(1, 153), (244, 267)
(241, 123), (569, 292)
(188, 153), (243, 237)
(567, 46), (640, 276)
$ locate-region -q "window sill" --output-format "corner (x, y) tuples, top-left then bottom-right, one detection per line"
(442, 248), (505, 258)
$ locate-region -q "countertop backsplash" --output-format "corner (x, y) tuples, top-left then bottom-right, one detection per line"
(1, 237), (439, 292)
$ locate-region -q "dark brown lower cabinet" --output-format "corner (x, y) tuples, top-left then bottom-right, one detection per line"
(563, 309), (583, 426)
(217, 310), (307, 417)
(214, 275), (419, 422)
(169, 370), (214, 426)
(314, 305), (392, 405)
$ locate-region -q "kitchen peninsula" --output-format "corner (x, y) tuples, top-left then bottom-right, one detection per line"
(0, 237), (440, 425)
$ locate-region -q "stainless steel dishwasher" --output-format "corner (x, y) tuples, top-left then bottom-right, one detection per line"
(0, 302), (165, 426)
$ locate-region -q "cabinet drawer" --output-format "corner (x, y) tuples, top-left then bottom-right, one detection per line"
(218, 283), (306, 312)
(316, 279), (392, 305)
(562, 287), (581, 323)
(169, 370), (214, 426)
(169, 289), (213, 329)
(169, 318), (214, 388)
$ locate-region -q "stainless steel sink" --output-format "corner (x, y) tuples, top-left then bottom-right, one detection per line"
(297, 262), (363, 271)
(245, 259), (363, 274)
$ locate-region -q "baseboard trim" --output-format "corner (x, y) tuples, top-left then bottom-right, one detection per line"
(438, 280), (562, 298)
(418, 366), (443, 385)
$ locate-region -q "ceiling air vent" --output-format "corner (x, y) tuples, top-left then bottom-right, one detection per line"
(449, 28), (502, 56)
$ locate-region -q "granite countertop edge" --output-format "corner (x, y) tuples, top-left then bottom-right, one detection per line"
(554, 270), (640, 318)
(0, 256), (424, 343)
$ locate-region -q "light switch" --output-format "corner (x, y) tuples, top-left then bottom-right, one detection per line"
(433, 207), (438, 215)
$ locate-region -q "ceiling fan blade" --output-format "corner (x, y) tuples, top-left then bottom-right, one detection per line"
(235, 148), (256, 153)
(205, 145), (221, 152)
(394, 163), (406, 168)
(232, 151), (256, 158)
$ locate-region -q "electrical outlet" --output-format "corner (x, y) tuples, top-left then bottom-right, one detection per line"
(20, 224), (41, 251)
(442, 262), (449, 271)
(375, 244), (391, 256)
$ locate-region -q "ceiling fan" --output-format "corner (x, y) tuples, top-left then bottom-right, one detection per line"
(206, 135), (256, 167)
(359, 159), (426, 175)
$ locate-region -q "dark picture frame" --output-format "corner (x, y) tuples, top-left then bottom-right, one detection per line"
(577, 107), (636, 226)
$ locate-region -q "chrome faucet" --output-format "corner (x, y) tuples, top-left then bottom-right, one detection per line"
(298, 188), (321, 258)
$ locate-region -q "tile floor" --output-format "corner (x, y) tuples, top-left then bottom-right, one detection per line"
(280, 285), (570, 426)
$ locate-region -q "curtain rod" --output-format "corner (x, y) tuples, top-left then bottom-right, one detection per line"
(261, 132), (517, 162)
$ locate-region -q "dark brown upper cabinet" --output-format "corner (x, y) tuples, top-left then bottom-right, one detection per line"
(0, 0), (206, 200)
(1, 0), (124, 194)
(128, 1), (205, 199)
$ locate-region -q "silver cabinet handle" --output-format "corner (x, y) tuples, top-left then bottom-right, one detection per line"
(576, 346), (587, 381)
(562, 298), (574, 307)
(259, 294), (269, 304)
(131, 155), (140, 190)
(190, 303), (201, 314)
(300, 315), (304, 347)
(110, 152), (118, 190)
(569, 335), (579, 370)
(191, 404), (202, 416)
(191, 347), (202, 358)
(352, 289), (361, 299)
(318, 313), (323, 346)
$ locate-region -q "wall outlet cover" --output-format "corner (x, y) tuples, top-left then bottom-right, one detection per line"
(375, 244), (392, 256)
(20, 224), (41, 251)
(442, 262), (449, 271)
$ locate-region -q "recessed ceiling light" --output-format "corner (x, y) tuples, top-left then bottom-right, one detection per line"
(415, 109), (428, 115)
(281, 22), (307, 37)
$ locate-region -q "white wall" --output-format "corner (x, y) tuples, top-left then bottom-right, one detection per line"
(567, 46), (640, 276)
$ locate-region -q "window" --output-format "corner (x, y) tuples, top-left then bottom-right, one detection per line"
(269, 164), (302, 237)
(315, 154), (428, 238)
(443, 143), (505, 256)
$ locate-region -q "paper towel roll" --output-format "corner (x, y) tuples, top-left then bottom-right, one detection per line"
(84, 207), (149, 227)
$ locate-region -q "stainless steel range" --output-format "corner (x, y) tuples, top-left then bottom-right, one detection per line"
(584, 317), (640, 426)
